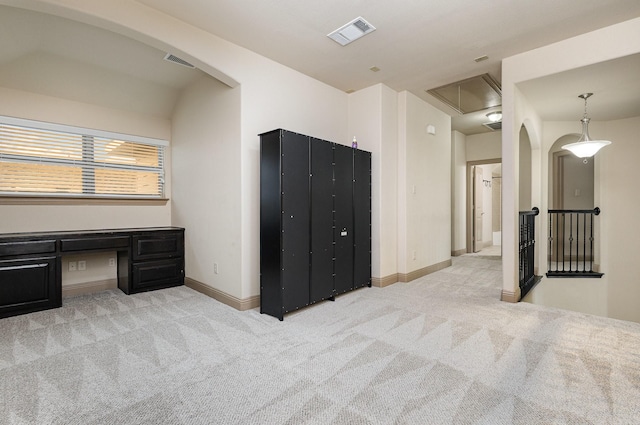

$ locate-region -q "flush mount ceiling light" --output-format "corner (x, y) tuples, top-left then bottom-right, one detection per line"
(486, 111), (502, 122)
(328, 17), (376, 46)
(562, 93), (611, 162)
(482, 110), (502, 131)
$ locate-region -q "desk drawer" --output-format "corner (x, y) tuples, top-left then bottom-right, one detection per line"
(132, 231), (184, 260)
(0, 240), (56, 257)
(61, 236), (129, 252)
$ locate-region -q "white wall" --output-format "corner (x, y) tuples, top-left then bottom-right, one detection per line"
(502, 17), (640, 303)
(348, 84), (399, 280)
(561, 155), (594, 209)
(466, 131), (501, 161)
(530, 116), (640, 322)
(236, 59), (348, 299)
(451, 131), (466, 254)
(0, 88), (172, 234)
(168, 39), (348, 301)
(8, 0), (351, 300)
(380, 86), (400, 277)
(398, 91), (451, 273)
(480, 164), (494, 245)
(171, 75), (242, 298)
(519, 127), (532, 211)
(600, 116), (640, 322)
(1, 0), (454, 302)
(0, 87), (172, 287)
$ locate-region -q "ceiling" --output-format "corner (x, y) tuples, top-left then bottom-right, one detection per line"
(1, 1), (639, 133)
(0, 6), (206, 119)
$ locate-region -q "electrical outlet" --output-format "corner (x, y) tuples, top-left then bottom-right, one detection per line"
(78, 260), (86, 271)
(214, 263), (218, 274)
(108, 258), (116, 267)
(68, 261), (77, 271)
(412, 250), (416, 260)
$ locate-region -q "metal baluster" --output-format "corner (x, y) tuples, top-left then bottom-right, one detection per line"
(548, 212), (552, 273)
(560, 213), (564, 272)
(575, 212), (579, 272)
(589, 213), (595, 272)
(582, 213), (587, 273)
(556, 213), (559, 272)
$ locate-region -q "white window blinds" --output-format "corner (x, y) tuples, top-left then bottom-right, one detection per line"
(0, 117), (166, 198)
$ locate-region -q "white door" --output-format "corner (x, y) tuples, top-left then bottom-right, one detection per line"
(473, 166), (483, 253)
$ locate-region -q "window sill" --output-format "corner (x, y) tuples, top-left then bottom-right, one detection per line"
(0, 196), (169, 206)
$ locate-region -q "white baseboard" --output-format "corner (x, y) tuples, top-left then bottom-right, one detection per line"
(372, 274), (399, 288)
(185, 277), (259, 311)
(398, 259), (452, 283)
(501, 289), (520, 303)
(62, 279), (117, 297)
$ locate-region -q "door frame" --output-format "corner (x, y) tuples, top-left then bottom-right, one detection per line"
(466, 158), (501, 254)
(473, 165), (484, 253)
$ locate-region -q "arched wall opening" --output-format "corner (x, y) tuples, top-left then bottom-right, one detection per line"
(518, 125), (533, 211)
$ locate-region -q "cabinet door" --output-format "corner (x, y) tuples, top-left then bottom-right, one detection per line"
(353, 149), (372, 288)
(281, 132), (310, 312)
(131, 258), (184, 292)
(333, 144), (354, 294)
(0, 257), (58, 318)
(309, 138), (334, 303)
(260, 130), (285, 318)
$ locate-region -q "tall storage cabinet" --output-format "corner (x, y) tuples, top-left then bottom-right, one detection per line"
(260, 129), (371, 320)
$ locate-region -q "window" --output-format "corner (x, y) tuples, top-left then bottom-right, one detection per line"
(0, 117), (167, 199)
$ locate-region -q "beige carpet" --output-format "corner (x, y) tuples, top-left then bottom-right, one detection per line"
(1, 256), (639, 424)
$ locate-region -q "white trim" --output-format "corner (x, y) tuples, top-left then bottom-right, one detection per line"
(0, 115), (169, 147)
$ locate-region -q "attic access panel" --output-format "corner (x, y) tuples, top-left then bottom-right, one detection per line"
(427, 74), (501, 114)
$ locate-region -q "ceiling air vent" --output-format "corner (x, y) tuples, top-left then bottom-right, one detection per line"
(482, 121), (502, 131)
(328, 17), (376, 46)
(163, 53), (196, 69)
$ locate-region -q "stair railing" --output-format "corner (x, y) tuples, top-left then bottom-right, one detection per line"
(547, 207), (603, 278)
(519, 207), (540, 297)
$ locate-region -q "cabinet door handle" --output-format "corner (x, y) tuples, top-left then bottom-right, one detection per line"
(0, 263), (48, 271)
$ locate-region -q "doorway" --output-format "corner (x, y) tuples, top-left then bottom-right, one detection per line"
(551, 150), (594, 210)
(466, 159), (502, 256)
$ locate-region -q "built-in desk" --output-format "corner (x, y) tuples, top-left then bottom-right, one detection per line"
(0, 227), (185, 319)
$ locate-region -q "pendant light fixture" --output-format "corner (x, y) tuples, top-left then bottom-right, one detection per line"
(561, 93), (611, 162)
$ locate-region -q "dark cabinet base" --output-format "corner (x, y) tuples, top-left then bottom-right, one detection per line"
(0, 257), (59, 318)
(0, 227), (185, 319)
(131, 258), (184, 292)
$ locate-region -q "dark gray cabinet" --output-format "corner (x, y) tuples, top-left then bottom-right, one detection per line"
(0, 256), (58, 318)
(260, 129), (371, 320)
(122, 229), (185, 294)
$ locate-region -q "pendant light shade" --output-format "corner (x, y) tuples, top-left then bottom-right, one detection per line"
(562, 93), (611, 158)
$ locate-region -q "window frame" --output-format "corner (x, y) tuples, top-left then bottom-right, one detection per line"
(0, 116), (169, 202)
